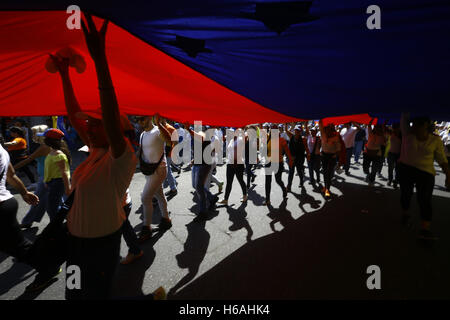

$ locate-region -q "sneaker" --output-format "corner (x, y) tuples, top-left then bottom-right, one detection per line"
(218, 182), (224, 193)
(418, 229), (438, 241)
(25, 268), (62, 293)
(152, 286), (167, 300)
(241, 195), (248, 203)
(218, 199), (228, 205)
(120, 251), (144, 265)
(165, 189), (178, 197)
(138, 226), (153, 243)
(158, 217), (172, 231)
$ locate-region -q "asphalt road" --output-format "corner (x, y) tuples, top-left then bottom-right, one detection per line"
(1, 152), (450, 300)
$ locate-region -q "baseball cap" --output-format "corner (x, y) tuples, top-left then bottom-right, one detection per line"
(37, 128), (65, 140)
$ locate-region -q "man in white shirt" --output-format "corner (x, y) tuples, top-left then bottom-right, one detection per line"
(340, 122), (359, 175)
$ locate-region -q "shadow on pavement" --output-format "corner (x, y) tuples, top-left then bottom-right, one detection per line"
(169, 180), (450, 300)
(168, 219), (210, 298)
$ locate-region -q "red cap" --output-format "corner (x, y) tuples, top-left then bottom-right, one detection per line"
(38, 128), (65, 140)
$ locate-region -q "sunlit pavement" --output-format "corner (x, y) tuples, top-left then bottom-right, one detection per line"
(1, 154), (450, 300)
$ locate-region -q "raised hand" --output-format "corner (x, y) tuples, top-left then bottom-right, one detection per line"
(154, 113), (161, 126)
(81, 13), (109, 62)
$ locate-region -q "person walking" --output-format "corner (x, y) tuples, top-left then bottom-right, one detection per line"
(387, 123), (401, 188)
(49, 14), (145, 299)
(218, 130), (247, 205)
(136, 115), (173, 242)
(286, 125), (309, 191)
(318, 120), (341, 198)
(398, 113), (450, 240)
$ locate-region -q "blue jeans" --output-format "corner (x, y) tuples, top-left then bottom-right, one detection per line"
(192, 164), (200, 189)
(21, 179), (48, 225)
(45, 178), (66, 221)
(194, 164), (214, 213)
(163, 156), (177, 191)
(354, 141), (364, 163)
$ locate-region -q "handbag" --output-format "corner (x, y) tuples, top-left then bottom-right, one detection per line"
(138, 133), (164, 176)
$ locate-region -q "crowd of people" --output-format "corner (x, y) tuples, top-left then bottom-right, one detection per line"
(1, 14), (450, 300)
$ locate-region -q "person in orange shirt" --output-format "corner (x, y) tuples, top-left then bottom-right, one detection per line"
(4, 127), (36, 184)
(263, 124), (294, 206)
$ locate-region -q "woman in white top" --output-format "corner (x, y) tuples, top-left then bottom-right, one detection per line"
(50, 14), (138, 299)
(319, 120), (341, 197)
(398, 113), (450, 240)
(136, 115), (172, 242)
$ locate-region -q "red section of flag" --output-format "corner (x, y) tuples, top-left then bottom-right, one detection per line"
(0, 11), (302, 127)
(321, 114), (377, 126)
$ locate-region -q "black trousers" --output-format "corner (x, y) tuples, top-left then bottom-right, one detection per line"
(0, 197), (32, 262)
(308, 154), (321, 182)
(65, 226), (122, 300)
(364, 153), (382, 183)
(288, 158), (304, 188)
(224, 164), (247, 200)
(398, 163), (435, 222)
(121, 202), (141, 255)
(245, 162), (256, 187)
(321, 153), (337, 190)
(387, 152), (400, 183)
(265, 162), (286, 200)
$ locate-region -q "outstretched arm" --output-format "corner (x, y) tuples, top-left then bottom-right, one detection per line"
(50, 56), (90, 147)
(81, 13), (126, 158)
(6, 163), (39, 206)
(154, 114), (172, 145)
(368, 118), (375, 135)
(14, 144), (50, 170)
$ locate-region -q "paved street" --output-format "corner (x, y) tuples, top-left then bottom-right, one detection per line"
(1, 152), (450, 300)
